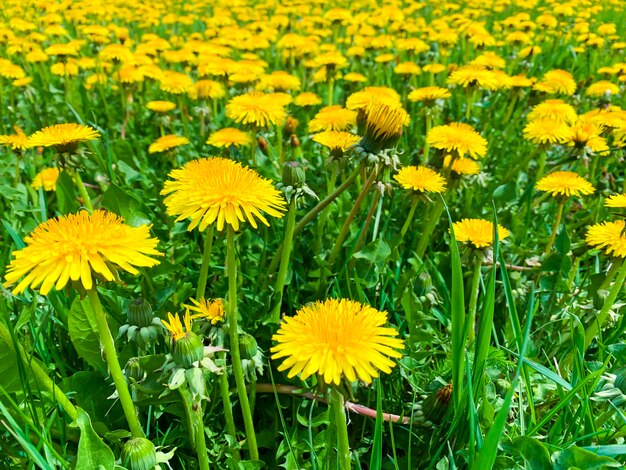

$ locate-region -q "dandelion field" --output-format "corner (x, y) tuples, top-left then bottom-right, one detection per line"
(2, 0), (626, 468)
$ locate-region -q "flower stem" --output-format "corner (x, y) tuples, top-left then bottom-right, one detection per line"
(72, 170), (94, 211)
(328, 168), (378, 265)
(179, 388), (196, 448)
(196, 225), (215, 300)
(545, 201), (565, 254)
(330, 387), (351, 470)
(271, 198), (297, 323)
(226, 227), (259, 460)
(399, 198), (419, 243)
(266, 165), (361, 276)
(87, 289), (145, 438)
(276, 124), (284, 166)
(327, 75), (335, 107)
(217, 353), (240, 460)
(194, 399), (211, 470)
(423, 114), (432, 164)
(467, 254), (483, 345)
(416, 199), (445, 259)
(583, 259), (626, 352)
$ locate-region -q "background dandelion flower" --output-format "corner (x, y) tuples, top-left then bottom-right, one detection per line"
(271, 298), (404, 385)
(27, 123), (100, 152)
(452, 218), (510, 249)
(161, 157), (286, 232)
(605, 194), (626, 208)
(427, 123), (487, 159)
(4, 210), (162, 295)
(586, 221), (626, 258)
(536, 171), (594, 197)
(394, 166), (447, 193)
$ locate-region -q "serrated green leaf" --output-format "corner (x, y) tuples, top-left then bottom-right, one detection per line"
(68, 297), (106, 373)
(74, 408), (115, 470)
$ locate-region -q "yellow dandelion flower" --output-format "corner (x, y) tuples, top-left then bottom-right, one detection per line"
(159, 71), (193, 94)
(308, 106), (357, 133)
(346, 87), (401, 111)
(312, 131), (360, 152)
(527, 99), (578, 125)
(32, 167), (60, 191)
(257, 71), (301, 92)
(586, 221), (626, 258)
(294, 92), (322, 107)
(394, 62), (422, 75)
(452, 219), (510, 249)
(605, 194), (626, 208)
(191, 80), (226, 100)
(447, 65), (501, 90)
(407, 86), (451, 104)
(162, 311), (193, 341)
(27, 123), (100, 153)
(394, 166), (446, 193)
(533, 69), (577, 95)
(427, 123), (487, 159)
(343, 72), (367, 83)
(444, 155), (481, 175)
(226, 92), (287, 128)
(271, 298), (404, 385)
(586, 81), (620, 97)
(360, 101), (409, 153)
(146, 100), (176, 113)
(536, 171), (595, 198)
(4, 210), (162, 295)
(206, 128), (252, 148)
(523, 119), (574, 145)
(148, 135), (189, 154)
(161, 157), (286, 232)
(0, 127), (28, 151)
(184, 298), (225, 324)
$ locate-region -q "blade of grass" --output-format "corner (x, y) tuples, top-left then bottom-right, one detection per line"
(369, 378), (383, 470)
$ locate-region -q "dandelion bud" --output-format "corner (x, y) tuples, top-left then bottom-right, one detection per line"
(239, 333), (259, 361)
(614, 368), (626, 394)
(359, 101), (408, 154)
(421, 384), (452, 424)
(258, 136), (269, 155)
(124, 357), (145, 383)
(593, 289), (610, 310)
(289, 134), (300, 148)
(282, 161), (306, 188)
(121, 437), (157, 470)
(173, 332), (204, 368)
(128, 298), (154, 328)
(284, 116), (299, 134)
(414, 272), (433, 297)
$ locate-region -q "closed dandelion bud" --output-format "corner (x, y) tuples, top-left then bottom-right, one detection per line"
(239, 333), (258, 360)
(289, 134), (300, 148)
(173, 332), (204, 368)
(128, 298), (154, 328)
(258, 136), (269, 155)
(124, 357), (144, 382)
(614, 368), (626, 394)
(121, 437), (157, 470)
(421, 384), (452, 424)
(494, 378), (511, 397)
(593, 289), (610, 310)
(415, 272), (433, 297)
(284, 116), (299, 134)
(282, 161), (306, 188)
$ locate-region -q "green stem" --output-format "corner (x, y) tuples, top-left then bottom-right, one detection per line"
(196, 225), (215, 300)
(267, 166), (361, 276)
(545, 201), (565, 254)
(535, 149), (547, 182)
(328, 168), (378, 265)
(315, 162), (339, 252)
(598, 260), (623, 292)
(87, 289), (145, 438)
(467, 254), (482, 345)
(399, 198), (419, 243)
(226, 228), (259, 460)
(194, 399), (211, 470)
(250, 125), (258, 166)
(271, 198), (297, 323)
(416, 200), (445, 259)
(179, 388), (196, 448)
(330, 387), (351, 470)
(276, 125), (284, 165)
(72, 170), (94, 211)
(327, 75), (335, 106)
(583, 260), (626, 352)
(423, 114), (432, 164)
(465, 88), (475, 120)
(217, 353), (240, 461)
(0, 322), (78, 421)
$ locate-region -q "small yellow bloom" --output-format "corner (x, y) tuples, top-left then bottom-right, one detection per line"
(184, 298), (225, 325)
(427, 123), (487, 159)
(32, 167), (60, 191)
(536, 171), (595, 198)
(27, 123), (100, 153)
(586, 220), (626, 258)
(452, 218), (510, 249)
(162, 311), (193, 341)
(394, 166), (447, 193)
(206, 128), (252, 148)
(148, 135), (189, 154)
(605, 194), (626, 208)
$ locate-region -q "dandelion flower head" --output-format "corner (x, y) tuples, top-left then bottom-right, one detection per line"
(452, 218), (510, 249)
(394, 166), (447, 193)
(427, 122), (487, 159)
(586, 220), (626, 258)
(4, 210), (162, 295)
(27, 123), (100, 153)
(536, 171), (595, 198)
(161, 157), (286, 232)
(271, 298), (404, 385)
